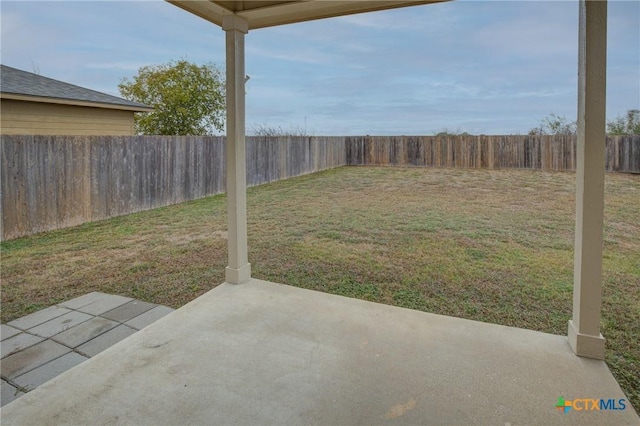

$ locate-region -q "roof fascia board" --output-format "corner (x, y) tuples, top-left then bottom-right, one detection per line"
(241, 1), (441, 29)
(0, 93), (154, 112)
(167, 0), (231, 26)
(167, 0), (446, 30)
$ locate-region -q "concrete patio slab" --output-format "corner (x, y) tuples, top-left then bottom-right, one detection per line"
(7, 306), (70, 331)
(1, 340), (70, 380)
(75, 294), (132, 316)
(1, 279), (637, 425)
(101, 300), (156, 323)
(0, 333), (44, 358)
(0, 325), (22, 341)
(75, 324), (137, 357)
(0, 380), (23, 406)
(125, 305), (174, 330)
(58, 291), (112, 310)
(1, 293), (174, 407)
(12, 353), (88, 392)
(51, 316), (119, 348)
(28, 311), (93, 338)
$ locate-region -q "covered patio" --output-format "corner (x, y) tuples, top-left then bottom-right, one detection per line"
(2, 0), (638, 424)
(2, 279), (638, 425)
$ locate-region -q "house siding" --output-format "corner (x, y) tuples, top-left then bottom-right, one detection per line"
(0, 99), (136, 135)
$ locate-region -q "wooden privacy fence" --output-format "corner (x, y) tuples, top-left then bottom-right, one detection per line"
(248, 135), (346, 186)
(1, 134), (638, 240)
(0, 135), (346, 241)
(346, 135), (640, 173)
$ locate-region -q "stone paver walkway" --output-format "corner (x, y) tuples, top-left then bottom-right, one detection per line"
(1, 292), (173, 407)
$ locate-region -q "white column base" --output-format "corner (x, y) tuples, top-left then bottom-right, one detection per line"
(225, 264), (251, 284)
(568, 319), (605, 360)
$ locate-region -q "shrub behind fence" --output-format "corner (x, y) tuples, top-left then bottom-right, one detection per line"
(1, 134), (637, 240)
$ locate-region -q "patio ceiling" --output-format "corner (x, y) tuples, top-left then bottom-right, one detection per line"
(168, 0), (447, 29)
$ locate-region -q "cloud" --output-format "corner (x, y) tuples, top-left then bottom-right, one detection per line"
(470, 6), (577, 59)
(85, 62), (147, 71)
(0, 9), (69, 63)
(247, 44), (335, 65)
(1, 0), (636, 135)
(333, 12), (396, 29)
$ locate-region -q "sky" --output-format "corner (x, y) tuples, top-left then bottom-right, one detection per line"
(1, 1), (639, 136)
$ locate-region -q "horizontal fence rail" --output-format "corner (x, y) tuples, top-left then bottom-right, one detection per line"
(1, 134), (637, 240)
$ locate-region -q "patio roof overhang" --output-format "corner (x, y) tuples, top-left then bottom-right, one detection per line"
(168, 0), (447, 30)
(167, 0), (610, 363)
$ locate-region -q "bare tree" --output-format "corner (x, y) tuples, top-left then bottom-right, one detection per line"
(529, 113), (576, 135)
(30, 60), (40, 75)
(607, 109), (640, 135)
(250, 123), (309, 137)
(434, 128), (470, 137)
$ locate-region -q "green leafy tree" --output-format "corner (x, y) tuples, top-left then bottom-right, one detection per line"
(529, 113), (576, 135)
(607, 109), (640, 135)
(119, 60), (224, 135)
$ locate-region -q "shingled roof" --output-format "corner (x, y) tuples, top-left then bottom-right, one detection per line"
(0, 65), (152, 112)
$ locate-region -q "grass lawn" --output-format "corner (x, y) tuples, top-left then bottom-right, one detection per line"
(1, 167), (638, 409)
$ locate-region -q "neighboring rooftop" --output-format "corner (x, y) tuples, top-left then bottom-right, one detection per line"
(0, 65), (152, 112)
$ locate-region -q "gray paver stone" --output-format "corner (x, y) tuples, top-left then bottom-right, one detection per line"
(1, 325), (22, 341)
(1, 379), (24, 407)
(1, 333), (44, 358)
(1, 340), (70, 379)
(76, 295), (133, 316)
(58, 292), (109, 310)
(7, 306), (71, 331)
(13, 352), (88, 391)
(125, 306), (175, 330)
(102, 300), (157, 323)
(52, 317), (119, 348)
(76, 325), (137, 357)
(29, 311), (93, 338)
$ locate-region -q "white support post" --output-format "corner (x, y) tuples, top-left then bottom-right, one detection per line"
(568, 0), (607, 360)
(223, 15), (251, 284)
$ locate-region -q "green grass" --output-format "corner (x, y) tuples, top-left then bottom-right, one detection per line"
(1, 167), (638, 409)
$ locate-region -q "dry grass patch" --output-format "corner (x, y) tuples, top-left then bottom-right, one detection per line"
(1, 167), (638, 409)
